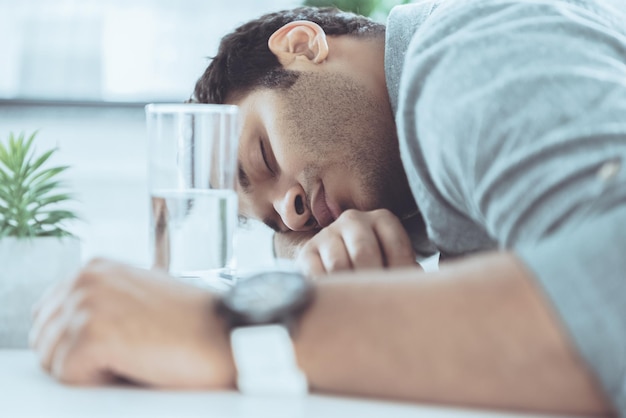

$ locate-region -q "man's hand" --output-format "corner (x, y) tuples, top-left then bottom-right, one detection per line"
(30, 259), (235, 388)
(274, 229), (319, 259)
(296, 209), (418, 276)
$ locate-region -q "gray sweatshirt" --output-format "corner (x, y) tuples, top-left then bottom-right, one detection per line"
(385, 0), (626, 414)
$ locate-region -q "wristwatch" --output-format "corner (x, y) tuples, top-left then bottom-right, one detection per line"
(215, 270), (314, 395)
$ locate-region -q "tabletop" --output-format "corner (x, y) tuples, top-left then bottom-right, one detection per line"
(0, 350), (578, 418)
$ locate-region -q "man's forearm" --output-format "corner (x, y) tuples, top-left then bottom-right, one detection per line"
(294, 251), (612, 416)
(273, 230), (318, 259)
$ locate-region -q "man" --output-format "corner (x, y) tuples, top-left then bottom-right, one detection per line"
(30, 0), (625, 415)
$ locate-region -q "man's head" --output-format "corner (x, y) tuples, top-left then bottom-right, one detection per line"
(193, 7), (416, 233)
(193, 7), (384, 104)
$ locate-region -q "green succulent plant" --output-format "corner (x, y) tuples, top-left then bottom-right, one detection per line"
(0, 131), (77, 238)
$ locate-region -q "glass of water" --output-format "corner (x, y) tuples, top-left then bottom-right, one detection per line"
(145, 103), (239, 284)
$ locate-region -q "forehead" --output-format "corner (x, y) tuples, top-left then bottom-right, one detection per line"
(228, 88), (282, 126)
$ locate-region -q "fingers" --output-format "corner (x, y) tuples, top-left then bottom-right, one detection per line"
(30, 279), (74, 349)
(50, 312), (113, 386)
(297, 231), (340, 276)
(35, 290), (87, 372)
(274, 230), (319, 259)
(296, 209), (417, 276)
(341, 215), (384, 270)
(297, 249), (326, 277)
(371, 210), (418, 268)
(30, 257), (242, 389)
(318, 235), (353, 272)
(31, 259), (113, 384)
(299, 232), (353, 276)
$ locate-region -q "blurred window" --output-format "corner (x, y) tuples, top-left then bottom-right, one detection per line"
(0, 0), (300, 102)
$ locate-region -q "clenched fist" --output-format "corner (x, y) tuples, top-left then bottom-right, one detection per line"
(296, 209), (419, 277)
(30, 259), (236, 388)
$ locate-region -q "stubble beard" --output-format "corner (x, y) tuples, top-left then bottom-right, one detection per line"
(281, 72), (416, 219)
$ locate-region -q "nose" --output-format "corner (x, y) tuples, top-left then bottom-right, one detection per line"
(274, 184), (314, 231)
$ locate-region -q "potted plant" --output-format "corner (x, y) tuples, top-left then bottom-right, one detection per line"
(0, 131), (81, 348)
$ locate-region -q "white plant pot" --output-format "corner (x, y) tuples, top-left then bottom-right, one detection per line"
(0, 236), (81, 348)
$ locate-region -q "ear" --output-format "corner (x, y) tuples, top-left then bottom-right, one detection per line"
(268, 21), (329, 67)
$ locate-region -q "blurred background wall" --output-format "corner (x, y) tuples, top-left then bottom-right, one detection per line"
(0, 0), (305, 102)
(0, 0), (408, 268)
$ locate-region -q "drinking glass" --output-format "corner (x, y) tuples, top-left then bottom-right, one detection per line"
(145, 103), (239, 283)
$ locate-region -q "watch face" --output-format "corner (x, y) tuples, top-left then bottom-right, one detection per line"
(223, 271), (311, 324)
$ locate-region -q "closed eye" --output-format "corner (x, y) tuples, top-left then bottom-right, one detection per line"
(263, 217), (289, 233)
(238, 163), (251, 192)
(260, 139), (275, 176)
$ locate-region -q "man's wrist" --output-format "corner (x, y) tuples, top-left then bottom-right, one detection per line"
(273, 230), (319, 259)
(214, 271), (313, 395)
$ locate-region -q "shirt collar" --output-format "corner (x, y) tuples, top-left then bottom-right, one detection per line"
(384, 1), (439, 114)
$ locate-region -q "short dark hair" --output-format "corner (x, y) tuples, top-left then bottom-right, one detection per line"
(192, 6), (384, 104)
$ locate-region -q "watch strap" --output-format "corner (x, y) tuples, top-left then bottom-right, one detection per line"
(231, 324), (308, 395)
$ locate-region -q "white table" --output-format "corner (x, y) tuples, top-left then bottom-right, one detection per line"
(0, 350), (577, 418)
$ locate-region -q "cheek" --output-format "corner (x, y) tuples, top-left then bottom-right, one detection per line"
(273, 136), (314, 175)
(277, 117), (336, 159)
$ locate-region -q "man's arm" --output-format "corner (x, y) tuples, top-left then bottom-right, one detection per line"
(273, 230), (317, 259)
(396, 0), (626, 412)
(296, 252), (611, 415)
(274, 209), (419, 275)
(31, 255), (612, 416)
